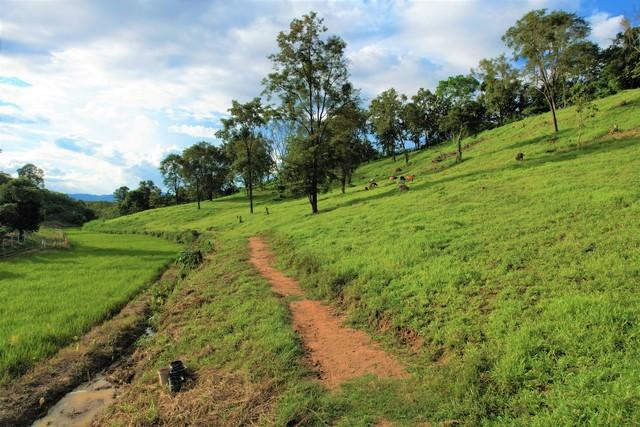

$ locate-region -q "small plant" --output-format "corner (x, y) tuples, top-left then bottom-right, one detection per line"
(575, 95), (598, 146)
(176, 249), (204, 276)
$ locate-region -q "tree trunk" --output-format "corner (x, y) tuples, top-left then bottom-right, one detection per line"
(550, 97), (559, 133)
(247, 144), (254, 214)
(174, 184), (179, 205)
(341, 173), (346, 194)
(456, 133), (462, 163)
(403, 142), (409, 165)
(196, 177), (201, 210)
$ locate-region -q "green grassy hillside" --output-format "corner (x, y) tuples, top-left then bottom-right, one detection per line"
(0, 230), (181, 384)
(87, 89), (640, 425)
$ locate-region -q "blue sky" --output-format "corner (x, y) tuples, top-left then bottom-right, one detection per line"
(0, 0), (634, 194)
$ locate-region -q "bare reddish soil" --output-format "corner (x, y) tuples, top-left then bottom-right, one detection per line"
(248, 237), (408, 389)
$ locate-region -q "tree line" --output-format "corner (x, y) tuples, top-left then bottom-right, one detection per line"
(0, 164), (96, 238)
(109, 9), (635, 215)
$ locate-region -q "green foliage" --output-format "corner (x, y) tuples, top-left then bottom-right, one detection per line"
(217, 98), (274, 214)
(0, 178), (43, 235)
(40, 190), (95, 225)
(369, 88), (407, 162)
(503, 9), (592, 132)
(16, 163), (44, 188)
(159, 153), (184, 205)
(264, 11), (354, 214)
(0, 230), (180, 383)
(474, 55), (525, 124)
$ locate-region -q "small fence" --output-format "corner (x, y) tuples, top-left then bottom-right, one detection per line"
(0, 229), (69, 259)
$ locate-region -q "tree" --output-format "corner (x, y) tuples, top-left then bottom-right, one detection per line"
(113, 186), (129, 205)
(217, 98), (273, 214)
(328, 102), (369, 193)
(0, 178), (43, 238)
(473, 55), (524, 124)
(503, 9), (591, 133)
(440, 100), (485, 163)
(181, 142), (229, 209)
(602, 21), (640, 90)
(159, 153), (184, 205)
(264, 11), (354, 214)
(369, 88), (407, 163)
(17, 163), (44, 188)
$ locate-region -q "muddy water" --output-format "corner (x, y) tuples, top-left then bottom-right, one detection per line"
(32, 376), (116, 427)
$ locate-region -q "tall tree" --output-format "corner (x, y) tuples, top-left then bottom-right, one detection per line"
(473, 55), (524, 124)
(159, 153), (184, 205)
(328, 102), (369, 193)
(0, 178), (43, 238)
(503, 9), (591, 133)
(217, 98), (273, 214)
(369, 88), (407, 163)
(17, 163), (44, 188)
(264, 11), (354, 214)
(113, 186), (129, 205)
(441, 100), (485, 163)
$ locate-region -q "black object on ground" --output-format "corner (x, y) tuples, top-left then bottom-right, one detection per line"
(168, 360), (187, 392)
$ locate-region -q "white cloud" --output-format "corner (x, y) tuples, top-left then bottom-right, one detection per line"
(168, 124), (219, 138)
(0, 0), (624, 193)
(588, 12), (624, 47)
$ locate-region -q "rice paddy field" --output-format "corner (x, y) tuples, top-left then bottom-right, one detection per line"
(0, 229), (181, 384)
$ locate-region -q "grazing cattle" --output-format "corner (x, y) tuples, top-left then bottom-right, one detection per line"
(388, 176), (397, 181)
(394, 167), (403, 173)
(398, 183), (409, 192)
(405, 175), (415, 182)
(515, 152), (524, 161)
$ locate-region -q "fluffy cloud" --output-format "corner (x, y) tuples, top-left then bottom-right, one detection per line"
(0, 0), (626, 193)
(588, 12), (624, 47)
(168, 125), (219, 139)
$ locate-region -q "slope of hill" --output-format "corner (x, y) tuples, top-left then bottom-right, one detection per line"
(87, 89), (640, 424)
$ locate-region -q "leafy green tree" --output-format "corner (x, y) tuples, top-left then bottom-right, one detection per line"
(328, 102), (369, 193)
(0, 178), (43, 238)
(181, 142), (230, 209)
(217, 98), (273, 214)
(369, 88), (407, 162)
(113, 186), (129, 205)
(159, 153), (184, 205)
(473, 55), (524, 124)
(17, 163), (44, 188)
(503, 9), (591, 133)
(602, 21), (640, 90)
(436, 74), (480, 104)
(440, 100), (485, 163)
(264, 11), (354, 214)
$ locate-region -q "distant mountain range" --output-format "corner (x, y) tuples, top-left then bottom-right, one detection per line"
(68, 193), (115, 202)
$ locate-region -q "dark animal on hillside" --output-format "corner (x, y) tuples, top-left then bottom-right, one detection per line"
(398, 183), (409, 192)
(515, 152), (524, 161)
(388, 176), (397, 181)
(399, 176), (406, 182)
(395, 167), (403, 173)
(365, 179), (378, 190)
(405, 175), (415, 182)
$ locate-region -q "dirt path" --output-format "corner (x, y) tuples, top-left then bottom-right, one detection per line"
(249, 237), (408, 389)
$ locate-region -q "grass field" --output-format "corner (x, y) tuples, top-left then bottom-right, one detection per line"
(0, 229), (181, 384)
(86, 88), (640, 424)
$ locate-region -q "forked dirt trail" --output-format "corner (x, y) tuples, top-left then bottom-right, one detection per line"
(249, 237), (408, 389)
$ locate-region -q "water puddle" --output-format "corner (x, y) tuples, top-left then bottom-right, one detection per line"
(32, 376), (116, 427)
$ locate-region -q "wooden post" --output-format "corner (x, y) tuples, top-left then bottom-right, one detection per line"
(265, 207), (269, 215)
